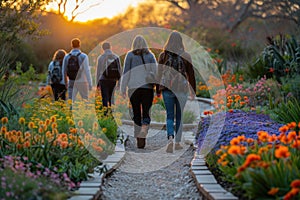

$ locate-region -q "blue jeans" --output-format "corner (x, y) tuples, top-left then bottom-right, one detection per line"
(162, 90), (188, 142)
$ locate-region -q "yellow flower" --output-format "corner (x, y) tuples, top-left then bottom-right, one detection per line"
(68, 119), (75, 126)
(50, 116), (56, 123)
(28, 122), (35, 129)
(102, 128), (107, 133)
(1, 126), (7, 134)
(1, 117), (8, 124)
(18, 117), (25, 125)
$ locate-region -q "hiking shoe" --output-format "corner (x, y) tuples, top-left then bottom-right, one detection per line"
(166, 137), (174, 153)
(137, 137), (146, 149)
(175, 143), (183, 150)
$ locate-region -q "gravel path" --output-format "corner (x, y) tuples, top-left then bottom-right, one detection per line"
(98, 126), (203, 200)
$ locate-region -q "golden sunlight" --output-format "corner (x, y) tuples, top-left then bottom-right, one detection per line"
(47, 0), (145, 22)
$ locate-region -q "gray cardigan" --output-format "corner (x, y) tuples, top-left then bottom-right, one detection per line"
(120, 51), (157, 94)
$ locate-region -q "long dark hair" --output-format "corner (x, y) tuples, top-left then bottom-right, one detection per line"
(163, 31), (184, 54)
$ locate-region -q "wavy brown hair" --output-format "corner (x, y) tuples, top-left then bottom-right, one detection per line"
(52, 49), (67, 65)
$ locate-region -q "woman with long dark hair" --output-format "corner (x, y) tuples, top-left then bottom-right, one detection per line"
(157, 31), (196, 153)
(120, 35), (158, 149)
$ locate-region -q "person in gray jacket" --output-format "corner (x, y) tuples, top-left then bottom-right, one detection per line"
(62, 38), (93, 101)
(120, 35), (158, 149)
(96, 42), (121, 108)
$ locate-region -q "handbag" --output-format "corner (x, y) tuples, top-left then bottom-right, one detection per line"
(140, 54), (156, 83)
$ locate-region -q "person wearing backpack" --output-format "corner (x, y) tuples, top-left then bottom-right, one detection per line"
(157, 31), (196, 153)
(120, 35), (158, 149)
(62, 38), (93, 101)
(96, 42), (121, 109)
(47, 49), (67, 101)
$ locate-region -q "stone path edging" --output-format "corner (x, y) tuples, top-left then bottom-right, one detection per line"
(69, 97), (238, 200)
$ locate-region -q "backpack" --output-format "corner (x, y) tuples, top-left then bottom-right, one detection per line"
(67, 53), (81, 80)
(103, 54), (120, 80)
(50, 61), (62, 84)
(162, 52), (188, 92)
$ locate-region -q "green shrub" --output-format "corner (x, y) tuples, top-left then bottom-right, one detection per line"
(272, 97), (300, 125)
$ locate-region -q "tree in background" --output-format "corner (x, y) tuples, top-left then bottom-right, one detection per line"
(0, 0), (50, 42)
(0, 0), (50, 71)
(49, 0), (103, 22)
(161, 0), (300, 32)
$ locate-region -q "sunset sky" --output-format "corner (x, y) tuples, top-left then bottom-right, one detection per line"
(47, 0), (145, 22)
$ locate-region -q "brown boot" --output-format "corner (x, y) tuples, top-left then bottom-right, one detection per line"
(166, 136), (174, 153)
(137, 137), (145, 149)
(175, 143), (183, 150)
(140, 124), (149, 138)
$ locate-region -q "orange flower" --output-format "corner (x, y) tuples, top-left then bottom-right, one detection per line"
(291, 179), (300, 188)
(275, 145), (290, 159)
(287, 131), (297, 141)
(288, 122), (297, 129)
(79, 128), (85, 134)
(77, 120), (83, 127)
(23, 141), (30, 148)
(268, 134), (277, 143)
(280, 135), (290, 144)
(229, 109), (234, 113)
(268, 187), (279, 196)
(45, 119), (51, 126)
(230, 137), (240, 145)
(228, 145), (242, 155)
(269, 68), (274, 73)
(60, 141), (68, 149)
(244, 154), (261, 167)
(97, 138), (106, 146)
(17, 144), (23, 150)
(279, 125), (289, 133)
(51, 122), (57, 129)
(1, 117), (8, 124)
(257, 131), (269, 142)
(38, 127), (43, 134)
(283, 188), (299, 200)
(247, 138), (254, 144)
(216, 149), (223, 156)
(292, 139), (300, 149)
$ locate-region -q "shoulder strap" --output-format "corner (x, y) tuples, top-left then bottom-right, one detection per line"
(140, 54), (147, 71)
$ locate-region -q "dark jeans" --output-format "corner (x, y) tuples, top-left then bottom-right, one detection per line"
(99, 80), (117, 107)
(129, 88), (154, 136)
(51, 83), (66, 101)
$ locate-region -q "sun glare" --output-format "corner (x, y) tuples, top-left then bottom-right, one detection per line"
(47, 0), (144, 22)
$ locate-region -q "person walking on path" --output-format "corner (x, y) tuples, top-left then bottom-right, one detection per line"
(120, 35), (158, 149)
(47, 49), (67, 101)
(96, 42), (121, 111)
(157, 31), (196, 153)
(62, 38), (93, 101)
